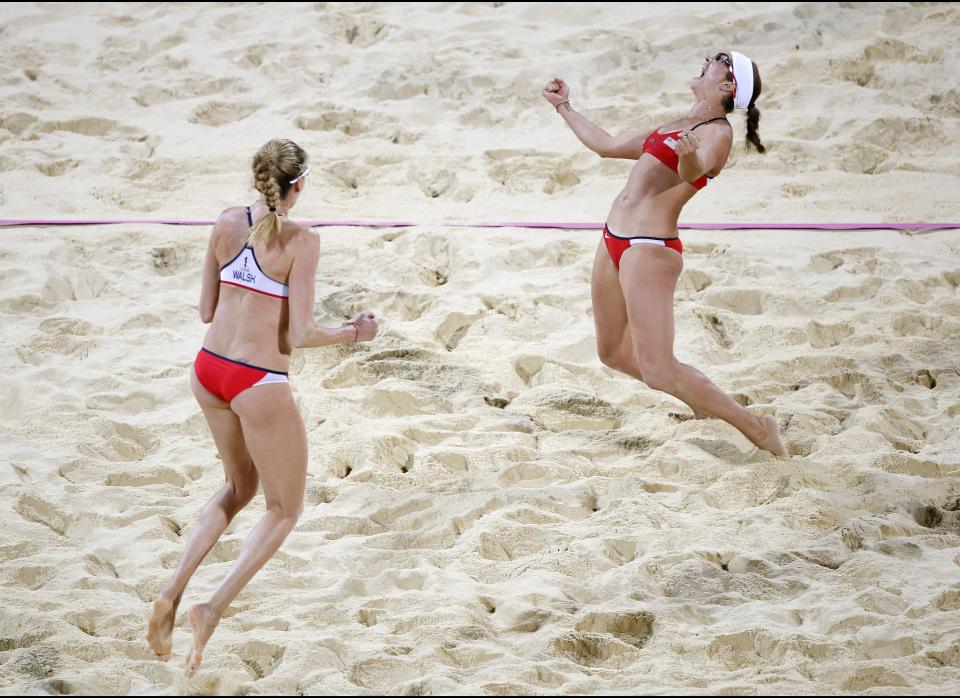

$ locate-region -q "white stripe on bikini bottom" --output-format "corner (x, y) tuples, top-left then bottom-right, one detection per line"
(628, 238), (667, 247)
(253, 372), (289, 387)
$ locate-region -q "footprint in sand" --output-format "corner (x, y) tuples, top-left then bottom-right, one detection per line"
(105, 465), (188, 488)
(840, 666), (910, 691)
(706, 628), (791, 670)
(513, 354), (544, 385)
(912, 498), (960, 533)
(133, 77), (245, 107)
(807, 320), (854, 349)
(507, 386), (622, 432)
(694, 308), (738, 349)
(361, 347), (473, 391)
(367, 496), (432, 529)
(553, 631), (640, 668)
(86, 391), (158, 415)
(187, 100), (260, 126)
(369, 434), (417, 472)
(377, 290), (430, 322)
(824, 369), (882, 402)
(347, 656), (422, 691)
(79, 421), (158, 463)
(701, 288), (764, 315)
(34, 158), (79, 177)
(234, 640), (286, 680)
(327, 160), (363, 192)
(450, 497), (503, 537)
(150, 245), (193, 275)
(328, 13), (392, 47)
(498, 461), (547, 486)
(409, 167), (457, 199)
(914, 368), (937, 389)
(605, 534), (645, 565)
(542, 163), (581, 194)
(808, 247), (880, 274)
(678, 268), (712, 294)
(873, 452), (943, 478)
(83, 554), (119, 579)
(891, 312), (942, 338)
(1, 112), (39, 136)
(11, 564), (59, 591)
(435, 311), (482, 351)
(502, 240), (587, 271)
(366, 67), (431, 101)
(483, 148), (564, 194)
(296, 107), (373, 136)
(16, 494), (69, 536)
(38, 116), (139, 138)
(574, 611), (655, 649)
(9, 646), (59, 680)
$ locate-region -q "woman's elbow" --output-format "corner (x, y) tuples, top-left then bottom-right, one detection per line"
(199, 294), (217, 324)
(290, 325), (309, 349)
(591, 145), (610, 158)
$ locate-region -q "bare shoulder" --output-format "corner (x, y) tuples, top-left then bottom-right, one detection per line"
(705, 119), (734, 142)
(286, 221), (320, 254)
(216, 205), (248, 224)
(212, 206), (247, 236)
(697, 121), (734, 164)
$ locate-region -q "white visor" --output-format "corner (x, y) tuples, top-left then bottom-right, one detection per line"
(730, 51), (755, 110)
(289, 166), (311, 184)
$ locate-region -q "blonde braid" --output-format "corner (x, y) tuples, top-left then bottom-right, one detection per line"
(249, 139), (308, 246)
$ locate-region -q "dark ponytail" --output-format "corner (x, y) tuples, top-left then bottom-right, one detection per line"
(744, 62), (765, 153)
(746, 105), (765, 153)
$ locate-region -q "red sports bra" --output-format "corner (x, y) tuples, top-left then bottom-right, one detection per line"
(642, 117), (728, 190)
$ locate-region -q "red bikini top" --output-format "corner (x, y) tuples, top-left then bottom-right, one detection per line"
(642, 117), (729, 190)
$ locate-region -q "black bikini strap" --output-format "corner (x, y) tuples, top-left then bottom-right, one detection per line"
(245, 206), (254, 229)
(690, 117), (729, 131)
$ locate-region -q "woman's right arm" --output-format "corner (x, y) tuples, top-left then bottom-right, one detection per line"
(288, 228), (379, 348)
(198, 217), (223, 323)
(543, 78), (646, 160)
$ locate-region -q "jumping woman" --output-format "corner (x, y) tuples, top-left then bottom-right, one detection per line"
(543, 51), (786, 456)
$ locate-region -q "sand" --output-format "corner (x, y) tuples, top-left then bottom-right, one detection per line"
(2, 2), (959, 695)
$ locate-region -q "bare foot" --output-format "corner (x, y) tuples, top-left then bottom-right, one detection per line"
(146, 591), (180, 661)
(185, 603), (221, 678)
(752, 415), (787, 457)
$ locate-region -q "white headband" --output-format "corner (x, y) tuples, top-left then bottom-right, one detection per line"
(289, 166), (311, 184)
(730, 51), (755, 110)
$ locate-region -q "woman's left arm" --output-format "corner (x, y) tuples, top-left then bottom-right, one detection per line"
(675, 125), (733, 184)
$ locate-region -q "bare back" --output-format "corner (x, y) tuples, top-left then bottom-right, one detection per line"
(201, 203), (309, 371)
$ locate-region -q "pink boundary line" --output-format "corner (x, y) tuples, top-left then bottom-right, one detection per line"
(1, 218), (959, 231)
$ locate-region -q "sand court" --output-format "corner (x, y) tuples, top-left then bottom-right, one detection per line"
(2, 1), (960, 694)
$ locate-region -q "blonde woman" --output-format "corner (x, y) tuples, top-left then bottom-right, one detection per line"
(146, 139), (379, 675)
(544, 52), (786, 456)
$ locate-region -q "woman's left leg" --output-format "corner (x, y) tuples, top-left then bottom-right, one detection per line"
(618, 245), (786, 456)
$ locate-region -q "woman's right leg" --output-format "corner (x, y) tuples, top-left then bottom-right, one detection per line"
(147, 372), (259, 661)
(185, 382), (307, 677)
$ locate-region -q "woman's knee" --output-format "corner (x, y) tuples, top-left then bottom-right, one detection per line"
(637, 359), (676, 393)
(230, 475), (259, 507)
(597, 341), (632, 373)
(597, 342), (620, 369)
(266, 497), (304, 525)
